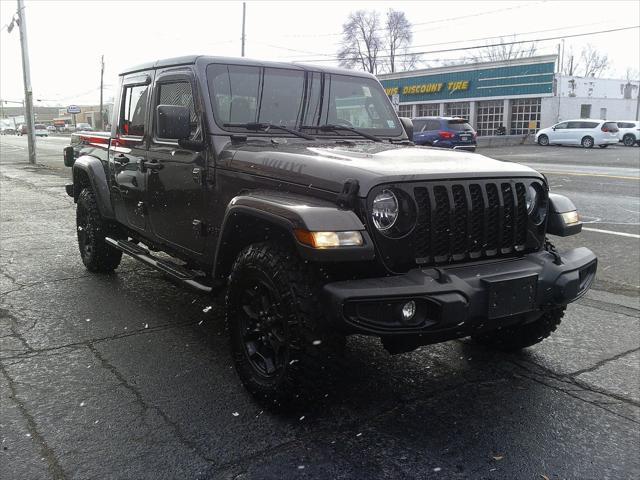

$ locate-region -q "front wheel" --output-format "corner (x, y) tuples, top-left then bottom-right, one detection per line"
(226, 242), (344, 404)
(537, 134), (549, 146)
(76, 188), (123, 272)
(581, 136), (594, 148)
(473, 307), (565, 351)
(623, 134), (636, 146)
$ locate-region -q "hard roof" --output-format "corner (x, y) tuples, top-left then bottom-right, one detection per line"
(120, 55), (375, 78)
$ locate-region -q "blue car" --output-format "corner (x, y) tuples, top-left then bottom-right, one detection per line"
(412, 116), (477, 152)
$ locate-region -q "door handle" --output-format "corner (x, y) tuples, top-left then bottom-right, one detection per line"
(192, 167), (205, 184)
(113, 154), (130, 165)
(139, 159), (163, 172)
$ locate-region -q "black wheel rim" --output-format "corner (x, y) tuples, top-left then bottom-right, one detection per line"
(77, 204), (94, 259)
(237, 275), (288, 378)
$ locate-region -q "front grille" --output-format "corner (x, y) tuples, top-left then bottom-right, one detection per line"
(412, 180), (529, 265)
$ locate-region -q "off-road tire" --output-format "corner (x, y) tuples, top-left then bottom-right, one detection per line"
(537, 134), (549, 146)
(623, 134), (636, 147)
(581, 136), (594, 148)
(226, 242), (344, 405)
(76, 188), (122, 272)
(473, 307), (565, 352)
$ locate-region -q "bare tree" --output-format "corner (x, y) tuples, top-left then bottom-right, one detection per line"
(580, 44), (609, 78)
(383, 9), (414, 73)
(467, 36), (537, 63)
(337, 10), (382, 74)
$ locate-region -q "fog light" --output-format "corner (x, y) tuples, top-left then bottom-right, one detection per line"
(401, 301), (416, 321)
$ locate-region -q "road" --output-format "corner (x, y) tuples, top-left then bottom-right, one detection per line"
(1, 136), (638, 479)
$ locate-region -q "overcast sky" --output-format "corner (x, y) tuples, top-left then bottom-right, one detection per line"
(1, 0), (638, 107)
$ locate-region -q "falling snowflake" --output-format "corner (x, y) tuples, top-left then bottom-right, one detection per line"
(312, 340), (322, 346)
(232, 412), (239, 417)
(203, 306), (212, 313)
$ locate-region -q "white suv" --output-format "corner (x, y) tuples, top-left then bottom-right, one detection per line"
(536, 119), (619, 148)
(616, 121), (639, 147)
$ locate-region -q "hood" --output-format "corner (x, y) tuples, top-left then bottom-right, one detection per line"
(224, 140), (542, 195)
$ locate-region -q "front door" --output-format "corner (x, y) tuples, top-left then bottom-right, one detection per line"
(146, 72), (208, 254)
(109, 73), (152, 232)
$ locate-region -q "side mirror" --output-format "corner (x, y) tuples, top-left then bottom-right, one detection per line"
(552, 127), (557, 131)
(63, 146), (75, 167)
(156, 104), (190, 140)
(399, 117), (413, 139)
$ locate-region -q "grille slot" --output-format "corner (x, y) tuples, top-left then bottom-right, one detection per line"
(410, 180), (530, 265)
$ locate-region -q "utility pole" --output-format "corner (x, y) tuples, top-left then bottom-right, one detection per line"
(99, 55), (104, 130)
(16, 0), (36, 164)
(241, 2), (246, 57)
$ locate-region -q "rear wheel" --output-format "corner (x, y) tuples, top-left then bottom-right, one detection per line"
(623, 134), (636, 146)
(537, 134), (549, 146)
(581, 136), (594, 148)
(226, 242), (344, 404)
(76, 188), (122, 272)
(473, 307), (565, 352)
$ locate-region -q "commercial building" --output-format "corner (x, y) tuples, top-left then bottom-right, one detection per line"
(378, 55), (639, 136)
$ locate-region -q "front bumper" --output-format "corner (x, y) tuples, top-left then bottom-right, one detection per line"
(323, 247), (596, 339)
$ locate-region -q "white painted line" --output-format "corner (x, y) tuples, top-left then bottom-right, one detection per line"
(582, 227), (640, 239)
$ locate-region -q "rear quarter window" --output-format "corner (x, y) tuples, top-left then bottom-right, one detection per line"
(447, 120), (473, 131)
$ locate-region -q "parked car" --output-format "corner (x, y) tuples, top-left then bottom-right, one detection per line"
(411, 116), (477, 151)
(64, 55), (596, 402)
(1, 127), (16, 135)
(16, 124), (27, 136)
(615, 120), (640, 146)
(536, 119), (619, 148)
(75, 122), (93, 132)
(47, 125), (57, 134)
(34, 124), (48, 137)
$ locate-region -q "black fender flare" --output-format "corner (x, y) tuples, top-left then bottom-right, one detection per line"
(72, 155), (115, 219)
(212, 192), (375, 281)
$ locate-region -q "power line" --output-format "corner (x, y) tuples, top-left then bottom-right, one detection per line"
(291, 25), (640, 63)
(269, 20), (615, 59)
(272, 2), (545, 39)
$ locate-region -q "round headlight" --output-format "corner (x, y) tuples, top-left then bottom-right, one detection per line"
(372, 189), (399, 231)
(526, 183), (539, 214)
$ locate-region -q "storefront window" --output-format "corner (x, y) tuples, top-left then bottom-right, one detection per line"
(444, 102), (470, 120)
(510, 98), (541, 135)
(476, 100), (504, 136)
(416, 103), (440, 117)
(398, 104), (413, 117)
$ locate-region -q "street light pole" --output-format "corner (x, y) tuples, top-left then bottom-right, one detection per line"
(99, 55), (104, 130)
(16, 0), (36, 164)
(241, 2), (246, 57)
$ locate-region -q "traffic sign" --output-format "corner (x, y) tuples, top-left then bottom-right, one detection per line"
(67, 105), (81, 114)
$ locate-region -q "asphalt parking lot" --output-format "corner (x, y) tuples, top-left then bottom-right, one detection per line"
(1, 136), (638, 479)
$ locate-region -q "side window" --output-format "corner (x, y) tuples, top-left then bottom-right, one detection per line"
(566, 121), (582, 129)
(426, 119), (440, 130)
(120, 85), (148, 137)
(580, 122), (598, 129)
(554, 122), (568, 129)
(157, 81), (199, 140)
(412, 120), (427, 132)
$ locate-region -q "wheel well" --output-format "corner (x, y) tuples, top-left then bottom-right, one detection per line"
(623, 133), (636, 139)
(581, 135), (593, 142)
(73, 169), (91, 201)
(214, 212), (296, 282)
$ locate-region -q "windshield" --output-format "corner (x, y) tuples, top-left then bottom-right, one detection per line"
(206, 64), (402, 137)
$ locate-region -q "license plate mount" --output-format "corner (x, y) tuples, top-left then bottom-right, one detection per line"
(485, 274), (537, 319)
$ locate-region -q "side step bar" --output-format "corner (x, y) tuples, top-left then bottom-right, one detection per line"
(105, 237), (213, 293)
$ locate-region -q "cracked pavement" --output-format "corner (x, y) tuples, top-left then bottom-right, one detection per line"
(0, 137), (638, 479)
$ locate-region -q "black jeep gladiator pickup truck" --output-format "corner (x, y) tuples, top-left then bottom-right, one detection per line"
(64, 55), (597, 401)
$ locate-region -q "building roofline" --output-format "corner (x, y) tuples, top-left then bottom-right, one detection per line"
(377, 55), (558, 80)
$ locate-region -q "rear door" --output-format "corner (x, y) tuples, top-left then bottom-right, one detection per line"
(146, 70), (208, 254)
(109, 72), (153, 232)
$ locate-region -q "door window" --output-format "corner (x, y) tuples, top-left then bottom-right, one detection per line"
(554, 122), (568, 129)
(120, 85), (149, 137)
(156, 81), (200, 140)
(567, 121), (583, 129)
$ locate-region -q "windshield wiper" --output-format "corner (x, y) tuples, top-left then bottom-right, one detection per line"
(223, 122), (316, 140)
(300, 124), (382, 142)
